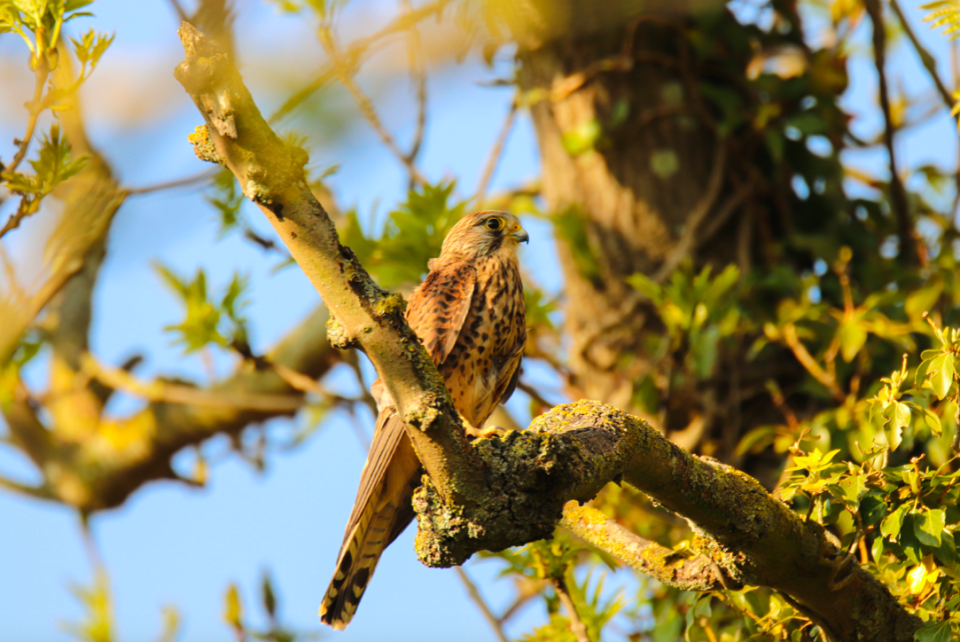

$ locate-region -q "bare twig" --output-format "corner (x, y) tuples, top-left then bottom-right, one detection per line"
(82, 354), (305, 412)
(269, 0), (450, 124)
(865, 0), (922, 266)
(652, 140), (727, 283)
(125, 169), (218, 195)
(888, 0), (954, 110)
(782, 325), (845, 402)
(402, 0), (427, 171)
(0, 198), (34, 239)
(553, 575), (590, 642)
(5, 61), (50, 175)
(454, 567), (510, 642)
(475, 98), (517, 205)
(167, 0), (190, 22)
(517, 380), (554, 410)
(320, 28), (427, 185)
(0, 473), (53, 500)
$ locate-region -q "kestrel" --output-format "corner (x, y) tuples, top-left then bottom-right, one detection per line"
(319, 210), (529, 629)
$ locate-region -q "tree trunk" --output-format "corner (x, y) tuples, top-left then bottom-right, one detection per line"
(515, 4), (794, 460)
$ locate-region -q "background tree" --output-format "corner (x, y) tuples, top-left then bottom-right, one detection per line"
(2, 0), (960, 640)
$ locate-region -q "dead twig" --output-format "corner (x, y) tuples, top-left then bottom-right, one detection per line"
(652, 140), (727, 283)
(865, 0), (923, 267)
(888, 0), (954, 111)
(553, 575), (590, 642)
(4, 60), (50, 175)
(402, 0), (427, 176)
(270, 0), (450, 124)
(125, 169), (218, 195)
(320, 27), (427, 185)
(82, 353), (305, 412)
(454, 567), (510, 642)
(475, 98), (517, 205)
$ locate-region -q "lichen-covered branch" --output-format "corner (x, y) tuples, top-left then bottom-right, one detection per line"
(560, 501), (728, 592)
(411, 401), (918, 642)
(174, 23), (487, 505)
(172, 27), (919, 642)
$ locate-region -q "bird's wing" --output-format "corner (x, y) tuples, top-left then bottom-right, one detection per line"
(406, 262), (477, 365)
(320, 261), (477, 629)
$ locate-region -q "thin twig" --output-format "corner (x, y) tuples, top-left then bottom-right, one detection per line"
(321, 29), (427, 185)
(865, 0), (922, 266)
(454, 567), (510, 642)
(475, 98), (517, 205)
(652, 140), (727, 283)
(401, 0), (427, 174)
(81, 354), (305, 411)
(79, 514), (106, 571)
(167, 0), (190, 22)
(888, 0), (954, 110)
(782, 324), (845, 402)
(553, 575), (590, 642)
(0, 198), (34, 240)
(5, 62), (49, 175)
(517, 380), (553, 410)
(326, 42), (427, 184)
(125, 169), (218, 195)
(270, 0), (450, 124)
(0, 473), (52, 500)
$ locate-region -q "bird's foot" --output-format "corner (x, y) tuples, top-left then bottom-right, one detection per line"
(465, 424), (507, 440)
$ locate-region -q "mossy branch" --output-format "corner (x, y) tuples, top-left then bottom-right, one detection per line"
(174, 22), (487, 505)
(173, 26), (919, 642)
(414, 400), (919, 642)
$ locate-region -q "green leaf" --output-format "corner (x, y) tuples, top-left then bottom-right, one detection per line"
(837, 474), (866, 510)
(914, 621), (953, 642)
(859, 493), (886, 526)
(928, 353), (955, 400)
(838, 318), (867, 362)
(626, 273), (662, 304)
(882, 401), (910, 451)
(915, 509), (946, 547)
(881, 504), (907, 539)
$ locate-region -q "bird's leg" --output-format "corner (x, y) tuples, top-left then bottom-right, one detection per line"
(460, 415), (507, 440)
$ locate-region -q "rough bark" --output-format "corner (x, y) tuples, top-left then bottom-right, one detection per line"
(173, 26), (920, 641)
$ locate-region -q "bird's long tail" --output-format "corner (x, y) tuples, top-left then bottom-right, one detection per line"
(319, 412), (418, 630)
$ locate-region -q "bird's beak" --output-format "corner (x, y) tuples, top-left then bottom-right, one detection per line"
(510, 224), (530, 244)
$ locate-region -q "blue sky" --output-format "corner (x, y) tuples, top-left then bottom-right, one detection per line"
(0, 0), (957, 640)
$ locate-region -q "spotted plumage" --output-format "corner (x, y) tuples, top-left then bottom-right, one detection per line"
(319, 211), (528, 630)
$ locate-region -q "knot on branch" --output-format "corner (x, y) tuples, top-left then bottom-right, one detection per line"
(412, 401), (642, 567)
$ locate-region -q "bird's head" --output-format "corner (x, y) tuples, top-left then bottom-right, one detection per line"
(438, 210), (529, 263)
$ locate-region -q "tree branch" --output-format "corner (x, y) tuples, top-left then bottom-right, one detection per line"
(174, 22), (486, 506)
(172, 27), (920, 641)
(560, 501), (729, 592)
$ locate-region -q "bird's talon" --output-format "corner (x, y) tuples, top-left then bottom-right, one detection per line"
(466, 425), (506, 439)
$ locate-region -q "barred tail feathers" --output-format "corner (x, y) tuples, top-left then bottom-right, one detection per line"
(319, 411), (419, 629)
(319, 491), (399, 629)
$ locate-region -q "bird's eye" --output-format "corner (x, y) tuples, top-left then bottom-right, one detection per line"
(485, 217), (504, 231)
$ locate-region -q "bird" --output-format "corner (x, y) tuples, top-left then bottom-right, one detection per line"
(319, 210), (529, 630)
